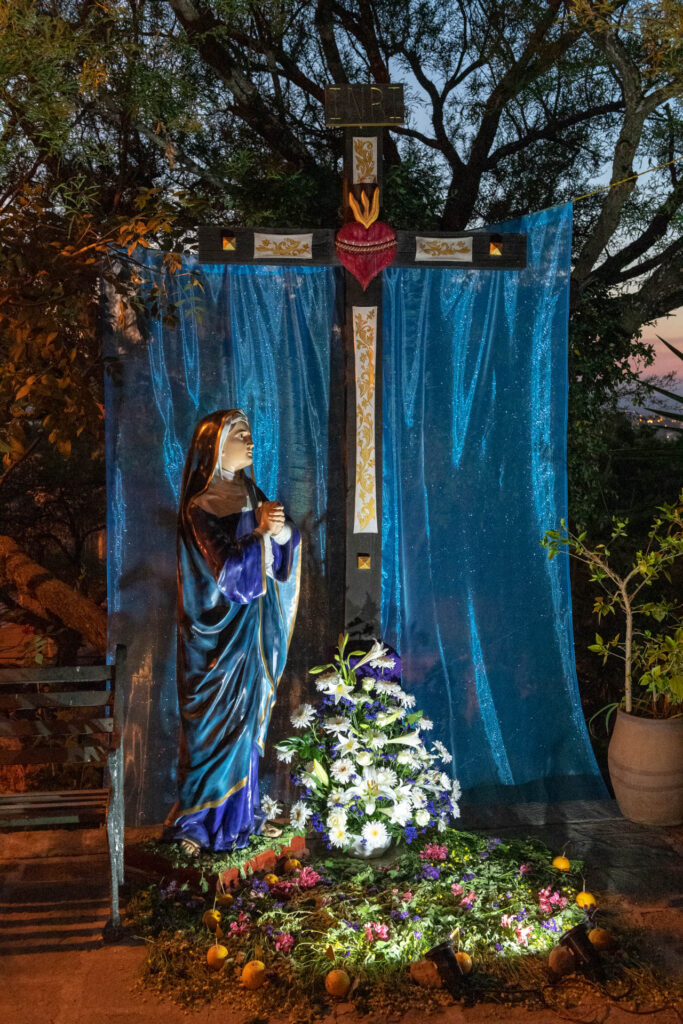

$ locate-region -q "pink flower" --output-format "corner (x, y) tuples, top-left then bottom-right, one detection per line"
(364, 921), (390, 942)
(272, 879), (295, 897)
(459, 890), (477, 909)
(275, 932), (294, 952)
(419, 844), (448, 862)
(500, 914), (515, 928)
(297, 866), (322, 889)
(515, 924), (533, 946)
(519, 862), (533, 875)
(538, 886), (567, 915)
(228, 912), (251, 937)
(401, 891), (413, 902)
(451, 882), (464, 897)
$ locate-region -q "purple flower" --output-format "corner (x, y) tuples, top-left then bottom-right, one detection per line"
(495, 943), (503, 951)
(421, 864), (441, 881)
(480, 852), (490, 860)
(404, 825), (418, 844)
(463, 872), (475, 882)
(412, 914), (422, 922)
(413, 930), (422, 939)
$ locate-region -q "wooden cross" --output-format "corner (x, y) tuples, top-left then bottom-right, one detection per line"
(198, 84), (527, 639)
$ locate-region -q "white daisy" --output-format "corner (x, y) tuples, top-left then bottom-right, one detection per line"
(375, 680), (399, 696)
(415, 808), (431, 827)
(361, 818), (389, 849)
(375, 767), (398, 788)
(451, 778), (462, 802)
(369, 731), (388, 749)
(261, 795), (282, 819)
(410, 789), (427, 808)
(451, 801), (461, 820)
(290, 800), (311, 829)
(290, 704), (315, 730)
(275, 745), (295, 764)
(397, 691), (416, 708)
(323, 714), (352, 735)
(329, 823), (349, 848)
(387, 799), (412, 826)
(439, 772), (452, 790)
(330, 758), (355, 783)
(315, 671), (341, 692)
(433, 740), (453, 763)
(327, 805), (347, 829)
(419, 718), (434, 731)
(369, 655), (396, 670)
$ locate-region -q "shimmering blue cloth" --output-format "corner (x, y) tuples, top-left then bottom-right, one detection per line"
(381, 203), (606, 803)
(104, 259), (343, 826)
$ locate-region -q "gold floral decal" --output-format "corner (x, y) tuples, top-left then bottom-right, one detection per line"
(253, 235), (312, 258)
(353, 307), (378, 533)
(353, 138), (377, 184)
(417, 239), (471, 258)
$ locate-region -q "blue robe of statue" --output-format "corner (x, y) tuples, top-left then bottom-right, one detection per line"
(172, 422), (300, 851)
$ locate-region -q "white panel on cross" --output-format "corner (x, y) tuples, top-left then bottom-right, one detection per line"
(352, 306), (378, 534)
(415, 236), (473, 262)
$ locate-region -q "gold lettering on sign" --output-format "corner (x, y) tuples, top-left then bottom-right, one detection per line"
(353, 137), (377, 184)
(415, 236), (473, 262)
(353, 307), (378, 534)
(253, 233), (313, 259)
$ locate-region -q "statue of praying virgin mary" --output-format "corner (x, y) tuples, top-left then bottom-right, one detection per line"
(168, 409), (301, 855)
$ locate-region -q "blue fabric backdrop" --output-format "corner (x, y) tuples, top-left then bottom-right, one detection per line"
(105, 203), (605, 825)
(104, 261), (345, 825)
(382, 204), (605, 802)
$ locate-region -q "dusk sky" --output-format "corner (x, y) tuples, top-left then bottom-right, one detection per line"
(639, 307), (682, 381)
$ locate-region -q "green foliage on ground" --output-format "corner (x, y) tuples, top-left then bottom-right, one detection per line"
(125, 828), (681, 1020)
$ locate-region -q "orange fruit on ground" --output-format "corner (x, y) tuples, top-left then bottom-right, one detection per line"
(325, 968), (352, 998)
(241, 960), (267, 989)
(548, 946), (575, 976)
(202, 909), (221, 932)
(455, 951), (472, 975)
(576, 890), (597, 910)
(283, 858), (301, 873)
(409, 959), (442, 988)
(216, 892), (233, 908)
(264, 873), (279, 885)
(552, 855), (571, 871)
(206, 944), (229, 971)
(588, 927), (614, 950)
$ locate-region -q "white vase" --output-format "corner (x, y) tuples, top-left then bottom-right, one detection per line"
(347, 834), (393, 859)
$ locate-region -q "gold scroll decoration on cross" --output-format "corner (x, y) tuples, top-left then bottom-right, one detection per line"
(415, 236), (473, 262)
(353, 306), (378, 534)
(352, 137), (378, 184)
(253, 233), (313, 259)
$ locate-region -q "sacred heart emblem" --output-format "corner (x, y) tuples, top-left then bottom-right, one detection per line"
(335, 189), (396, 290)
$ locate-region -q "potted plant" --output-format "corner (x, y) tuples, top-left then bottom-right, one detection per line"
(542, 493), (683, 826)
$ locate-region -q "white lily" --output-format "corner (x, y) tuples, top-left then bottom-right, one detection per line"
(352, 639), (388, 671)
(386, 731), (422, 747)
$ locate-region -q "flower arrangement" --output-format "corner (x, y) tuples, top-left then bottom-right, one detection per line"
(269, 636), (461, 855)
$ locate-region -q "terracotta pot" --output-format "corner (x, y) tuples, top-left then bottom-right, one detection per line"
(608, 709), (683, 826)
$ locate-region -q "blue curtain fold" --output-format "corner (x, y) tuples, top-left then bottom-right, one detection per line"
(381, 204), (606, 803)
(104, 258), (344, 825)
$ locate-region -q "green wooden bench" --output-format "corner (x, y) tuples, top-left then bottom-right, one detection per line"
(0, 645), (126, 932)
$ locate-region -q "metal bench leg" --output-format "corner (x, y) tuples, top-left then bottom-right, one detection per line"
(104, 745), (124, 938)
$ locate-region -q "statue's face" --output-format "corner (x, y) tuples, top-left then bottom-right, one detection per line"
(219, 420), (253, 472)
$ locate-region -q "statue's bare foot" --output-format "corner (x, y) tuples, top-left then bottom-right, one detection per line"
(261, 823), (283, 838)
(179, 837), (201, 858)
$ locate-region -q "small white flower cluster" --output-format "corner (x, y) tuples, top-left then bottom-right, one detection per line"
(274, 641), (461, 852)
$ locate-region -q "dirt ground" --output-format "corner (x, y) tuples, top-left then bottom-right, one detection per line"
(1, 800), (681, 1024)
